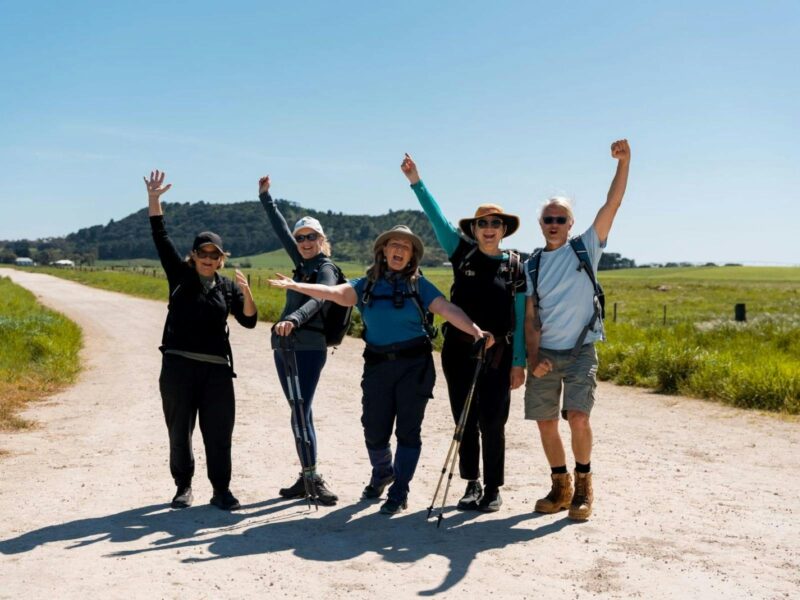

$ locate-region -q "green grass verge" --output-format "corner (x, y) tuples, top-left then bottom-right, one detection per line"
(25, 264), (800, 414)
(0, 276), (82, 430)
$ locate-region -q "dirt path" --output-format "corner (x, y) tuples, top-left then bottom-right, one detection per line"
(0, 268), (797, 599)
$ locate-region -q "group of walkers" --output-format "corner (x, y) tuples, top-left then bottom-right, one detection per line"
(144, 138), (631, 521)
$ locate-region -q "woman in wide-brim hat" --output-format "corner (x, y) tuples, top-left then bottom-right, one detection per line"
(401, 154), (527, 513)
(269, 225), (493, 516)
(145, 169), (258, 512)
(258, 175), (339, 506)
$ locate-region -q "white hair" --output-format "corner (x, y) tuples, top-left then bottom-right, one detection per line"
(538, 196), (575, 223)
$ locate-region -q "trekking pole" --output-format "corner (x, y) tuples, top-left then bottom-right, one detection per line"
(427, 338), (487, 528)
(280, 336), (318, 511)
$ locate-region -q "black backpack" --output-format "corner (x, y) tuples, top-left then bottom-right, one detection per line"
(295, 259), (353, 347)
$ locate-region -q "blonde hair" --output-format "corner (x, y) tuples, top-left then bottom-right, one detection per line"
(320, 236), (331, 257)
(365, 244), (420, 284)
(538, 196), (575, 224)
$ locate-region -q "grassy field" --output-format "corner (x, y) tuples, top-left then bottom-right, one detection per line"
(20, 263), (800, 414)
(0, 277), (82, 430)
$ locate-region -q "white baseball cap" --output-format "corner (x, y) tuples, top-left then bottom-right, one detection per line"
(292, 216), (325, 236)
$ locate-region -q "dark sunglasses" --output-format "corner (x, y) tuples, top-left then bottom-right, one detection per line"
(294, 232), (320, 243)
(542, 216), (569, 225)
(194, 249), (222, 260)
(476, 218), (504, 229)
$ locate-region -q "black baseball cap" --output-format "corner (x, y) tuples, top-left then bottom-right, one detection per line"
(192, 231), (225, 253)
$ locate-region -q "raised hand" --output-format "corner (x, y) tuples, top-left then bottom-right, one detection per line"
(268, 272), (296, 290)
(143, 170), (172, 199)
(611, 139), (631, 164)
(234, 269), (250, 291)
(259, 175), (271, 195)
(400, 153), (420, 185)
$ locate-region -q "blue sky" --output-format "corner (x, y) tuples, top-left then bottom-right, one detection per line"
(1, 1), (798, 264)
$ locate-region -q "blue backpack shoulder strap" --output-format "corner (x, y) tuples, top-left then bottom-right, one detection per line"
(526, 248), (544, 299)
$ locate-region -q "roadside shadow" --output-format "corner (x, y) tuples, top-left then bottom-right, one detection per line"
(0, 497), (290, 555)
(108, 500), (576, 595)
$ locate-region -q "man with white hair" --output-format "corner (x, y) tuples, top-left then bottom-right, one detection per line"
(524, 139), (631, 521)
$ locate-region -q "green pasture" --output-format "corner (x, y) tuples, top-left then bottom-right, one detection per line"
(0, 277), (82, 430)
(21, 263), (800, 414)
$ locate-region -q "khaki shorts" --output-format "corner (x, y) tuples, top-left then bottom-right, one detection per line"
(524, 344), (598, 421)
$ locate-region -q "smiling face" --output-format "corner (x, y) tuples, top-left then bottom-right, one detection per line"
(539, 204), (573, 250)
(192, 243), (223, 277)
(294, 227), (325, 261)
(383, 237), (414, 272)
(471, 215), (507, 255)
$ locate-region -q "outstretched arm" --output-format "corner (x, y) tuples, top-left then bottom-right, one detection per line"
(429, 296), (494, 346)
(593, 139), (631, 244)
(268, 273), (358, 307)
(145, 169), (183, 278)
(258, 175), (303, 265)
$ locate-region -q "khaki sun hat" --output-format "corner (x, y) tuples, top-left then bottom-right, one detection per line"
(373, 225), (425, 260)
(458, 203), (520, 239)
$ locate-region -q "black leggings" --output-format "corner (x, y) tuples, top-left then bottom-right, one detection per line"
(159, 353), (235, 491)
(440, 337), (511, 489)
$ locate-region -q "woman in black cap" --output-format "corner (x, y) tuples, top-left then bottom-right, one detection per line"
(258, 174), (338, 505)
(270, 225), (493, 515)
(145, 169), (258, 511)
(401, 154), (527, 512)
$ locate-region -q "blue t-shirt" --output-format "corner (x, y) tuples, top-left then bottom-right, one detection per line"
(350, 275), (444, 347)
(525, 226), (606, 350)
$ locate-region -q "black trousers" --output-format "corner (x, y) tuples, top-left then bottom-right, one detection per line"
(159, 353), (235, 491)
(360, 351), (435, 451)
(440, 337), (511, 489)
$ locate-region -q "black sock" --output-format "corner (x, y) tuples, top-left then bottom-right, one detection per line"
(551, 465), (568, 475)
(575, 462), (591, 474)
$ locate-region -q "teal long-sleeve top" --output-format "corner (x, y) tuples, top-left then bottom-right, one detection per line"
(410, 180), (527, 368)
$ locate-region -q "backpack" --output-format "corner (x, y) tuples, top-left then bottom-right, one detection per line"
(361, 274), (438, 340)
(526, 236), (605, 356)
(452, 242), (526, 343)
(294, 259), (353, 347)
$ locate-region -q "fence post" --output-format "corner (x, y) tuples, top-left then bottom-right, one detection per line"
(734, 303), (746, 322)
(662, 304), (667, 325)
(613, 302), (618, 323)
(247, 273), (251, 286)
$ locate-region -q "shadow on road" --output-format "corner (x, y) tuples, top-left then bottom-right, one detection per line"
(0, 497), (575, 595)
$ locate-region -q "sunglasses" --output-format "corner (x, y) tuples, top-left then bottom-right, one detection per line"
(294, 232), (320, 243)
(476, 218), (504, 229)
(194, 249), (222, 260)
(542, 216), (569, 225)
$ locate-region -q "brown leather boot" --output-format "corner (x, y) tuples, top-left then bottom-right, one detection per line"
(568, 471), (593, 520)
(534, 472), (572, 513)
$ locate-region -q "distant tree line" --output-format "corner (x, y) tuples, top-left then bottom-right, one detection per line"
(1, 199), (638, 268)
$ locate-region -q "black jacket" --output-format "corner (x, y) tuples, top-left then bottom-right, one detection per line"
(150, 216), (257, 359)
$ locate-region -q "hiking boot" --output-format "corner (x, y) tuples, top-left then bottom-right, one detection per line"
(362, 475), (395, 500)
(379, 497), (407, 515)
(210, 489), (241, 511)
(477, 487), (502, 512)
(568, 471), (593, 521)
(534, 472), (573, 514)
(279, 474), (308, 499)
(456, 480), (483, 511)
(171, 486), (193, 509)
(312, 475), (338, 506)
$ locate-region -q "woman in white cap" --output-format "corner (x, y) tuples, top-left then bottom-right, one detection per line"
(401, 154), (527, 513)
(145, 170), (258, 512)
(269, 225), (493, 515)
(258, 175), (338, 505)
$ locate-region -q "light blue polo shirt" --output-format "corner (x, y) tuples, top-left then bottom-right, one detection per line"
(350, 275), (444, 347)
(525, 226), (606, 351)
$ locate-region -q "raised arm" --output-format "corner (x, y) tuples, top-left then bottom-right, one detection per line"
(258, 175), (302, 265)
(401, 153), (461, 257)
(144, 170), (183, 278)
(429, 296), (494, 346)
(593, 139), (631, 244)
(268, 273), (358, 307)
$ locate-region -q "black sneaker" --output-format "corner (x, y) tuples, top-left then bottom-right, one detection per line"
(379, 497), (407, 515)
(279, 474), (308, 499)
(456, 480), (483, 511)
(210, 489), (241, 511)
(313, 475), (338, 506)
(362, 475), (395, 500)
(477, 487), (502, 512)
(171, 486), (193, 509)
